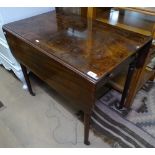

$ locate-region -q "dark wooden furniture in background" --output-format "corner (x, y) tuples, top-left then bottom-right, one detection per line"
(87, 7), (155, 108)
(3, 10), (152, 144)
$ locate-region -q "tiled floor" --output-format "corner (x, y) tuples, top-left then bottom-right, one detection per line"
(0, 66), (110, 148)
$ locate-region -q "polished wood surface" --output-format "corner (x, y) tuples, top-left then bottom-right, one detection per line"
(90, 7), (155, 108)
(3, 11), (151, 80)
(3, 10), (152, 144)
(95, 8), (155, 37)
(114, 7), (155, 38)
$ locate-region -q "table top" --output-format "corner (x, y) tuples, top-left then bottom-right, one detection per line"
(3, 10), (152, 81)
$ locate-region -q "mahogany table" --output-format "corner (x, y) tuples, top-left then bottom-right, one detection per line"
(3, 10), (152, 145)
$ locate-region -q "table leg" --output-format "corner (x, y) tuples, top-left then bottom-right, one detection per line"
(122, 41), (152, 108)
(119, 63), (135, 109)
(84, 112), (91, 145)
(20, 64), (35, 96)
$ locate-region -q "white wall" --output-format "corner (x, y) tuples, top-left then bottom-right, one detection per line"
(0, 7), (54, 41)
(0, 7), (54, 24)
(0, 7), (55, 88)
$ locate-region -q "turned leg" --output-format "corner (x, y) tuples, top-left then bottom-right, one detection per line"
(20, 64), (35, 96)
(84, 112), (91, 145)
